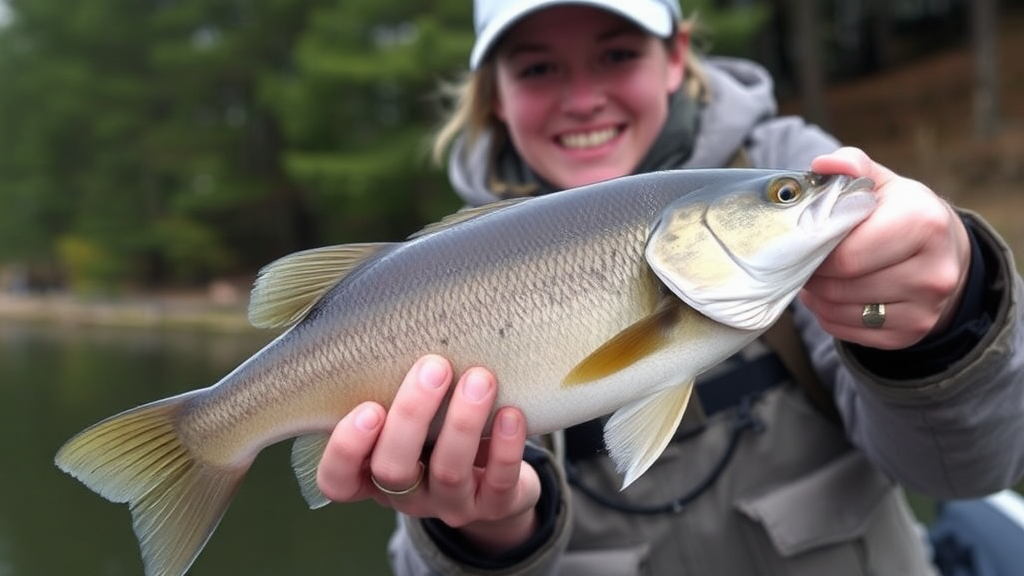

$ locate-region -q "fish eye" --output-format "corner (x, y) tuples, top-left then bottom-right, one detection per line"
(767, 177), (803, 204)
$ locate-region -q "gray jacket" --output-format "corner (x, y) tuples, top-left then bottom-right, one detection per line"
(387, 58), (1024, 575)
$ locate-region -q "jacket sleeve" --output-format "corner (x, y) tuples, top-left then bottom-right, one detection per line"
(387, 443), (574, 576)
(748, 117), (1024, 498)
(795, 212), (1024, 499)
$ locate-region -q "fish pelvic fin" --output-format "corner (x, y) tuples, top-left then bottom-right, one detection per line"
(292, 432), (332, 509)
(562, 295), (681, 387)
(604, 381), (694, 489)
(249, 243), (396, 329)
(54, 393), (247, 576)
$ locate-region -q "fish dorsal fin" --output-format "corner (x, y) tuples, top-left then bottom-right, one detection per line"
(408, 198), (530, 240)
(562, 295), (682, 387)
(292, 433), (332, 509)
(605, 381), (695, 489)
(248, 243), (395, 329)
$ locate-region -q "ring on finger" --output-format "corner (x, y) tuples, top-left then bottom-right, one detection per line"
(861, 303), (886, 329)
(371, 462), (425, 497)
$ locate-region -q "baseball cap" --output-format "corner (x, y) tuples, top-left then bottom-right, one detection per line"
(470, 0), (683, 69)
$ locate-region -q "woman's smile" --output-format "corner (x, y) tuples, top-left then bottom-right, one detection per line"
(556, 125), (624, 150)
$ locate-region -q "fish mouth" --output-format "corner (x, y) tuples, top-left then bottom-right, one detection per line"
(800, 175), (876, 234)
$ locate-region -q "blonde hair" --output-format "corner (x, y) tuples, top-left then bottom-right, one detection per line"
(430, 18), (709, 167)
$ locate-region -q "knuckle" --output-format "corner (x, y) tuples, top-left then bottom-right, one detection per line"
(829, 251), (865, 278)
(488, 448), (525, 469)
(439, 512), (472, 528)
(391, 397), (435, 423)
(484, 478), (518, 501)
(445, 412), (483, 437)
(928, 263), (962, 296)
(370, 460), (411, 487)
(430, 465), (469, 489)
(317, 482), (353, 503)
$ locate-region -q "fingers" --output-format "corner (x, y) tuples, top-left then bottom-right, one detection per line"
(801, 148), (972, 349)
(370, 355), (453, 494)
(810, 146), (897, 187)
(317, 401), (386, 502)
(317, 355), (540, 550)
(427, 368), (497, 522)
(476, 408), (538, 519)
(799, 291), (934, 350)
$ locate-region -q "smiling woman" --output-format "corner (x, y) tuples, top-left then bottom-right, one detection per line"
(309, 0), (1024, 575)
(488, 6), (685, 189)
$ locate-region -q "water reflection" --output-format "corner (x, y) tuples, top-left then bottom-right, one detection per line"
(0, 321), (395, 576)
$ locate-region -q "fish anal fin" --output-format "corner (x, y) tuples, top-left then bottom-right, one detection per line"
(248, 243), (395, 329)
(604, 381), (695, 489)
(54, 393), (247, 576)
(563, 296), (682, 387)
(292, 433), (332, 509)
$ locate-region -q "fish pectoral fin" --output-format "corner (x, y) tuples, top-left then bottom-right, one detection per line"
(563, 295), (682, 387)
(603, 381), (695, 489)
(407, 198), (530, 239)
(54, 392), (247, 576)
(249, 243), (396, 329)
(292, 433), (332, 509)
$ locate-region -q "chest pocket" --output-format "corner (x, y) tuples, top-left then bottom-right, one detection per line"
(556, 544), (652, 576)
(734, 451), (937, 576)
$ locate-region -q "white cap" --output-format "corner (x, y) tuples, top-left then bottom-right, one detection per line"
(470, 0), (682, 69)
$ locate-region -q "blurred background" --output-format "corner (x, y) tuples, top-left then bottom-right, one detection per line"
(0, 0), (1021, 574)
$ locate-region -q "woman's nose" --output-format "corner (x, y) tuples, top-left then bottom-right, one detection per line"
(560, 70), (606, 116)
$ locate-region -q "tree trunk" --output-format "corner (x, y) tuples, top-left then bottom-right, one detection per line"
(971, 0), (1000, 139)
(787, 0), (829, 128)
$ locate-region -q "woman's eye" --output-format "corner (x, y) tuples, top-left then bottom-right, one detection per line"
(604, 48), (638, 64)
(519, 62), (554, 78)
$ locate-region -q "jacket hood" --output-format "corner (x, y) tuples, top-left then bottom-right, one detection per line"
(447, 56), (778, 206)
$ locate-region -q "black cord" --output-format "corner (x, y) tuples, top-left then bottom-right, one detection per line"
(565, 395), (764, 516)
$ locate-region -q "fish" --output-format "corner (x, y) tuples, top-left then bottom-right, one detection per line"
(55, 168), (875, 576)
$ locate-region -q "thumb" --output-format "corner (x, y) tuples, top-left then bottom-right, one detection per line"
(811, 146), (897, 189)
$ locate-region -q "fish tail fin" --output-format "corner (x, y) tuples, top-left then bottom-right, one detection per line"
(55, 393), (247, 576)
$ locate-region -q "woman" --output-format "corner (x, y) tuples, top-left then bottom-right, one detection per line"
(316, 1), (1024, 574)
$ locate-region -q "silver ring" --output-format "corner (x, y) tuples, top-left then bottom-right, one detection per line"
(371, 462), (425, 497)
(861, 303), (886, 329)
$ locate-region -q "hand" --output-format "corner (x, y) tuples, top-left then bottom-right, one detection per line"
(316, 355), (541, 555)
(799, 147), (972, 350)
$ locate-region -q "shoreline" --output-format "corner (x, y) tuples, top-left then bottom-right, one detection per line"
(0, 293), (260, 333)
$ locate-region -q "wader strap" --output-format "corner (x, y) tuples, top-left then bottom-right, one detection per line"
(761, 308), (842, 425)
(565, 396), (764, 515)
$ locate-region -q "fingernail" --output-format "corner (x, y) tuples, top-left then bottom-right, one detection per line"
(419, 357), (448, 389)
(499, 411), (519, 437)
(463, 370), (492, 402)
(354, 405), (381, 432)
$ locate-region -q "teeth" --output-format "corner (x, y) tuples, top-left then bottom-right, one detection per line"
(560, 127), (618, 149)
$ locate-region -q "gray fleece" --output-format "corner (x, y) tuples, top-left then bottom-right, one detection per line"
(388, 57), (1024, 575)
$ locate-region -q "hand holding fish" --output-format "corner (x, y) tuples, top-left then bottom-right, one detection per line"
(317, 355), (541, 555)
(800, 147), (972, 350)
(55, 169), (878, 576)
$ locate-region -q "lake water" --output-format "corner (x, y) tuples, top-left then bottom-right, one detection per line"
(0, 320), (395, 576)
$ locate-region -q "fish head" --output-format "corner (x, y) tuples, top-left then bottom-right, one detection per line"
(645, 171), (877, 331)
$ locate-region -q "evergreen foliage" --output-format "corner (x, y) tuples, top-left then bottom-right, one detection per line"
(0, 0), (762, 292)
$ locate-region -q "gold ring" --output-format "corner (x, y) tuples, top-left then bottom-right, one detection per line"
(371, 462), (425, 497)
(861, 303), (886, 329)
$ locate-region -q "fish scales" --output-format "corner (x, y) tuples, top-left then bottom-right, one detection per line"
(55, 169), (877, 576)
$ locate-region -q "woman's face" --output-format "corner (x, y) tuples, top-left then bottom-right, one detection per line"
(492, 6), (687, 190)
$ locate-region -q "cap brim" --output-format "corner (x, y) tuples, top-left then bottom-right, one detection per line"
(470, 0), (676, 69)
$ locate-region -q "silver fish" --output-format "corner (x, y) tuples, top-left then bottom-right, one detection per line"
(55, 169), (875, 576)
